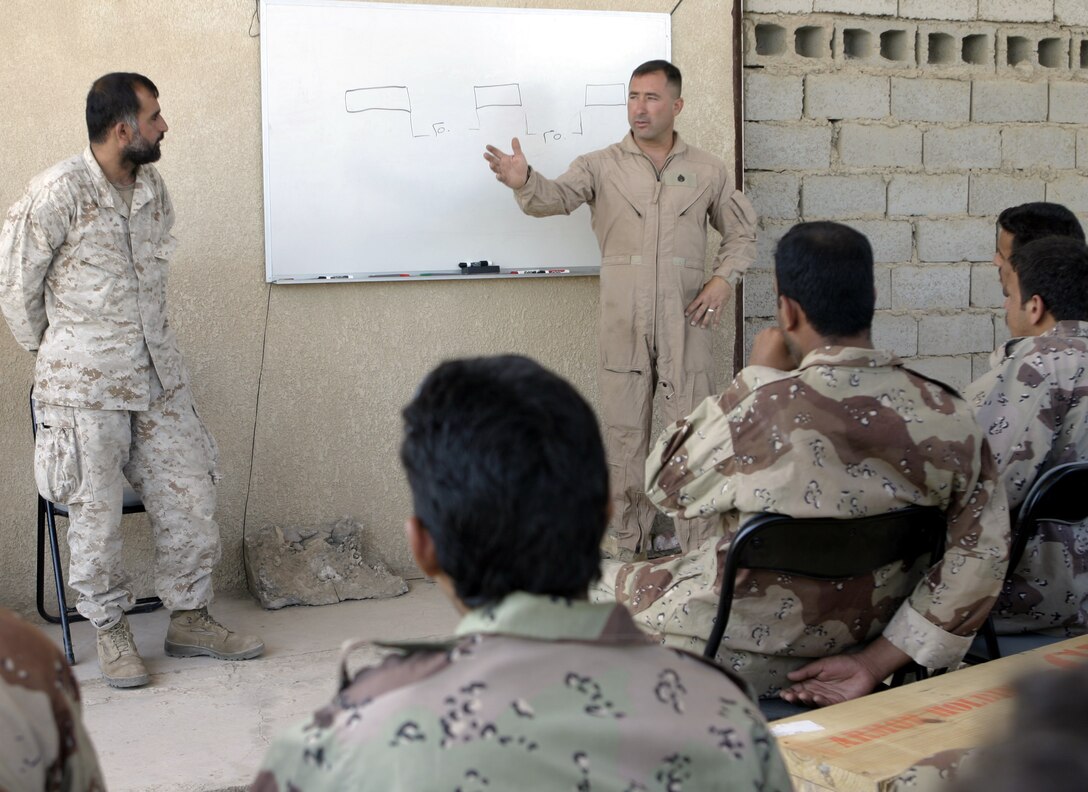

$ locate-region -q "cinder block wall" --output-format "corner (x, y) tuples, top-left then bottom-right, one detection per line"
(742, 0), (1088, 391)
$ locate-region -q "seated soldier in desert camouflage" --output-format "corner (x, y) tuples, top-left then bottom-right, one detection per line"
(251, 355), (791, 791)
(598, 221), (1010, 707)
(0, 608), (105, 792)
(966, 233), (1088, 636)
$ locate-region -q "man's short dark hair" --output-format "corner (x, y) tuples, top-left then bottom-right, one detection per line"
(1010, 236), (1088, 322)
(631, 59), (682, 96)
(774, 221), (875, 338)
(998, 202), (1085, 253)
(86, 73), (159, 144)
(400, 355), (608, 607)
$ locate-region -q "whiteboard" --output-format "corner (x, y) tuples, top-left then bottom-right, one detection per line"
(260, 0), (671, 282)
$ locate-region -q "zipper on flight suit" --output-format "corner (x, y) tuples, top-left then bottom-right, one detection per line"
(645, 153), (676, 388)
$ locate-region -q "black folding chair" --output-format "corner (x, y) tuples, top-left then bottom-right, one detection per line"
(971, 460), (1088, 661)
(31, 395), (163, 664)
(1010, 461), (1088, 573)
(704, 506), (948, 704)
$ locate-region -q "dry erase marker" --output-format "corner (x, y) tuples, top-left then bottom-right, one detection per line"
(546, 269), (570, 274)
(510, 269), (546, 275)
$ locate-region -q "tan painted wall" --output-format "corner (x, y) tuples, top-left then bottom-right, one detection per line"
(0, 0), (736, 617)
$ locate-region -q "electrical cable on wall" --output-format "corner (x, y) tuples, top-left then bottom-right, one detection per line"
(240, 283), (273, 588)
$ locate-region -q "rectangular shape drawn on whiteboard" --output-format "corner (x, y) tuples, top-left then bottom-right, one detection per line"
(474, 84), (522, 109)
(345, 86), (412, 114)
(585, 84), (626, 107)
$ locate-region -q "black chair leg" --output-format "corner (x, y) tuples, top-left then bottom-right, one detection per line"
(38, 498), (77, 664)
(981, 616), (1001, 660)
(890, 662), (929, 687)
(35, 498), (49, 621)
(963, 616), (1002, 665)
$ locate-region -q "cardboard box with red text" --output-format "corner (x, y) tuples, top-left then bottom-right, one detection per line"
(770, 636), (1088, 791)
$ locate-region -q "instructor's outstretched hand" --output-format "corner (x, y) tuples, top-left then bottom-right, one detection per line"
(484, 137), (529, 189)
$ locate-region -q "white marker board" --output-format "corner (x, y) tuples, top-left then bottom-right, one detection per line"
(259, 0), (671, 282)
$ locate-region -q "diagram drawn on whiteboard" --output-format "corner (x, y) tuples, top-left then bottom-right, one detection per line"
(343, 81), (626, 143)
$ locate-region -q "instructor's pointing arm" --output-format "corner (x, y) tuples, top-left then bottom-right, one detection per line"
(483, 137), (529, 189)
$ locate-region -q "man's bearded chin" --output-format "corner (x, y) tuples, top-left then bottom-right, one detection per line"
(125, 136), (162, 165)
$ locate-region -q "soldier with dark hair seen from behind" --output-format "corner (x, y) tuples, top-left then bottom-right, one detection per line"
(967, 217), (1088, 636)
(596, 221), (1010, 708)
(252, 354), (791, 791)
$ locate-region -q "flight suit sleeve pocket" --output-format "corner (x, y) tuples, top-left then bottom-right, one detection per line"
(33, 405), (90, 505)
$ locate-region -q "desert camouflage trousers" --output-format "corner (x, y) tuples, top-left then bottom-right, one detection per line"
(593, 557), (814, 697)
(33, 375), (221, 628)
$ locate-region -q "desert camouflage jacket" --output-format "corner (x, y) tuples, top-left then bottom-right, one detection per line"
(608, 346), (1009, 697)
(251, 593), (792, 792)
(0, 148), (186, 410)
(967, 320), (1088, 635)
(0, 609), (105, 792)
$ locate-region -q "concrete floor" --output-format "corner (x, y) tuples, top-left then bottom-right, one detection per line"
(51, 581), (458, 792)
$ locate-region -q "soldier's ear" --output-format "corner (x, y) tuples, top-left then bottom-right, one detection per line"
(779, 295), (802, 331)
(1026, 293), (1048, 327)
(405, 517), (442, 578)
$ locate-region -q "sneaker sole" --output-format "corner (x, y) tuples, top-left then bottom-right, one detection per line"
(164, 640), (265, 661)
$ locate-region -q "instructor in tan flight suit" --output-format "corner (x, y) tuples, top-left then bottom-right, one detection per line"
(484, 60), (757, 560)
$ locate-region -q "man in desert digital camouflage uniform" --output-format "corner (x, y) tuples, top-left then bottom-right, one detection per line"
(597, 222), (1009, 707)
(0, 73), (262, 688)
(0, 608), (105, 792)
(252, 355), (791, 791)
(967, 234), (1088, 636)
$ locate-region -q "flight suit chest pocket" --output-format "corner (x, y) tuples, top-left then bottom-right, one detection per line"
(668, 177), (711, 218)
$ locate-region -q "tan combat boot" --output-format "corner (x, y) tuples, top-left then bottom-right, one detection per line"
(97, 616), (150, 688)
(165, 607), (264, 660)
